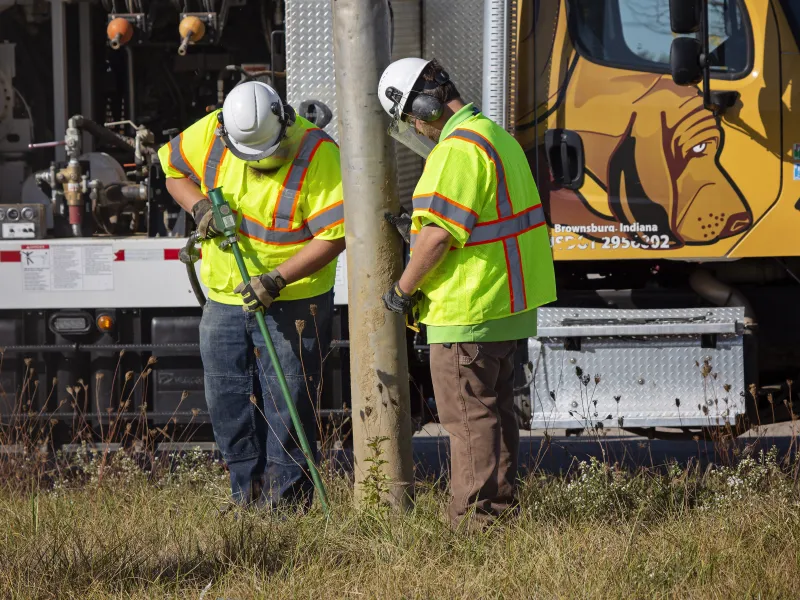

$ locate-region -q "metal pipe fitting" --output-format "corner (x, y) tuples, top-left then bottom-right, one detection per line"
(177, 15), (206, 56)
(106, 17), (133, 50)
(689, 269), (755, 324)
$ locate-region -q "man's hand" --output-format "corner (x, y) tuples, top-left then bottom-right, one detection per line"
(191, 199), (221, 240)
(384, 211), (412, 244)
(234, 270), (287, 312)
(382, 281), (416, 315)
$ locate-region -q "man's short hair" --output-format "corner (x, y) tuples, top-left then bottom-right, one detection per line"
(419, 59), (461, 105)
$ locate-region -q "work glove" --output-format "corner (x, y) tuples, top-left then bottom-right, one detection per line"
(382, 281), (416, 315)
(191, 198), (221, 240)
(384, 211), (412, 244)
(234, 270), (286, 312)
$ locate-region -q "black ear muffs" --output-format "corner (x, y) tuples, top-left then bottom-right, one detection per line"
(408, 68), (450, 122)
(409, 94), (443, 122)
(272, 102), (296, 128)
(386, 66), (451, 123)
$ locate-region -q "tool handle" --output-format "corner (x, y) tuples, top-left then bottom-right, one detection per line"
(208, 187), (225, 206)
(206, 187), (330, 515)
(207, 187), (239, 237)
(229, 242), (330, 514)
(28, 140), (67, 149)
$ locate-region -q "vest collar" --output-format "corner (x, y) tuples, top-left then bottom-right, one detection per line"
(439, 103), (479, 141)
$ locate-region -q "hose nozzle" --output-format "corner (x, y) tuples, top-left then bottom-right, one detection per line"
(177, 35), (190, 56)
(107, 17), (133, 50)
(177, 16), (206, 56)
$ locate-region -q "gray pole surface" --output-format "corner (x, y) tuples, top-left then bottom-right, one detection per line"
(79, 2), (94, 153)
(332, 0), (414, 507)
(51, 0), (68, 162)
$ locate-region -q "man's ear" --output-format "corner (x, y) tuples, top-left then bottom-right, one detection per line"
(607, 116), (681, 248)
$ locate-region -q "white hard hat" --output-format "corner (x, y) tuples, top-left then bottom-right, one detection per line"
(379, 57), (450, 159)
(220, 81), (293, 161)
(378, 57), (431, 118)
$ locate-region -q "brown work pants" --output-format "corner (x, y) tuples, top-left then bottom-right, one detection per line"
(430, 341), (520, 528)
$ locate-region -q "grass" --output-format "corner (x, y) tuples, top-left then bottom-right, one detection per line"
(1, 448), (799, 599)
(2, 348), (800, 598)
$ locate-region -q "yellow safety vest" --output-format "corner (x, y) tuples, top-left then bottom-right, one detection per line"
(410, 109), (556, 327)
(157, 112), (345, 304)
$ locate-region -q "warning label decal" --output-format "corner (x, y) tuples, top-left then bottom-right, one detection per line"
(21, 244), (114, 292)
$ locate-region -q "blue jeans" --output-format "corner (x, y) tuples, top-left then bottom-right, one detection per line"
(199, 291), (331, 508)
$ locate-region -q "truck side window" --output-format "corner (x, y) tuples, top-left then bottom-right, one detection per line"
(569, 0), (752, 80)
(779, 0), (800, 47)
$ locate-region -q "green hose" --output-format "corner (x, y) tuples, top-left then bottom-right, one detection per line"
(207, 187), (331, 516)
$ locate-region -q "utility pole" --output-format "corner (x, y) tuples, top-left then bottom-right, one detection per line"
(332, 0), (414, 508)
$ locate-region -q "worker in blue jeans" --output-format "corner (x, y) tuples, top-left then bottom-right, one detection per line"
(158, 81), (345, 508)
(199, 291), (332, 508)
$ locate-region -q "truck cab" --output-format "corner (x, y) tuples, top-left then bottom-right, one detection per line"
(512, 0), (800, 433)
(518, 0), (800, 262)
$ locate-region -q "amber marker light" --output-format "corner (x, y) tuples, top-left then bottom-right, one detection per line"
(96, 314), (115, 332)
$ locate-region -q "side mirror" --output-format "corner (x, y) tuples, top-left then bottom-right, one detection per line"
(298, 100), (333, 129)
(670, 37), (703, 86)
(669, 0), (701, 34)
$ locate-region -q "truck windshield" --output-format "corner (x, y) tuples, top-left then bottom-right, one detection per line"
(569, 0), (751, 79)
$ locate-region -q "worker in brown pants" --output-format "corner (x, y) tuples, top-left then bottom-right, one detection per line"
(431, 342), (520, 525)
(378, 58), (556, 527)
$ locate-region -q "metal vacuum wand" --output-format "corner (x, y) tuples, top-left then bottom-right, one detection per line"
(207, 187), (331, 516)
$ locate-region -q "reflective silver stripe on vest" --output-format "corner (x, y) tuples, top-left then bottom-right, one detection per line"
(412, 193), (478, 232)
(307, 202), (344, 236)
(411, 227), (529, 312)
(467, 204), (545, 245)
(239, 216), (313, 246)
(503, 237), (527, 313)
(274, 129), (336, 230)
(445, 128), (512, 218)
(203, 135), (227, 190)
(168, 134), (200, 185)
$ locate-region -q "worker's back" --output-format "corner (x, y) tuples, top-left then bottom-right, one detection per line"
(410, 106), (556, 328)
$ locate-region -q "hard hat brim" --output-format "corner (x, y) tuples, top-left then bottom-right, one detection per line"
(221, 132), (282, 162)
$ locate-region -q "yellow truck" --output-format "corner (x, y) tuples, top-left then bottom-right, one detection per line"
(519, 0), (799, 262)
(507, 0), (800, 434)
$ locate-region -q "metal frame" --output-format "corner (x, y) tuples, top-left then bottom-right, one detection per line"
(50, 0), (67, 162)
(530, 307), (748, 429)
(79, 2), (94, 152)
(537, 307), (743, 337)
(482, 0), (510, 129)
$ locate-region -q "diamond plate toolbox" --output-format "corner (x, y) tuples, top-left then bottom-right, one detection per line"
(529, 308), (747, 429)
